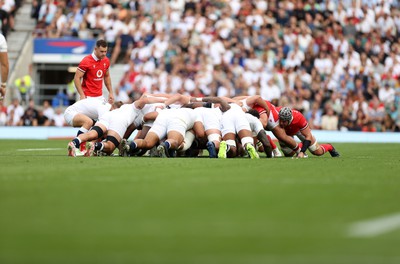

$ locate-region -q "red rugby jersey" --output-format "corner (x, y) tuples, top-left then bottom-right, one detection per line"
(276, 106), (308, 136)
(253, 100), (279, 121)
(77, 54), (110, 97)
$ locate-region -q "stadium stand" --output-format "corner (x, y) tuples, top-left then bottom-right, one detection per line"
(0, 0), (399, 133)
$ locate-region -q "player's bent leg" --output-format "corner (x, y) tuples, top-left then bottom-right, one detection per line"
(157, 142), (170, 158)
(308, 140), (326, 157)
(85, 142), (96, 157)
(119, 139), (128, 157)
(206, 141), (217, 158)
(141, 132), (161, 149)
(219, 133), (236, 158)
(206, 132), (221, 158)
(316, 143), (340, 157)
(279, 141), (297, 157)
(71, 114), (94, 130)
(218, 141), (227, 159)
(238, 129), (259, 159)
(158, 131), (184, 158)
(166, 131), (184, 149)
(102, 133), (121, 155)
(241, 136), (259, 159)
(67, 141), (76, 157)
(327, 144), (340, 157)
(180, 131), (195, 152)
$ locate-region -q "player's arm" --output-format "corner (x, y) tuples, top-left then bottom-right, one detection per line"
(143, 111), (159, 122)
(165, 94), (190, 107)
(74, 69), (86, 100)
(259, 113), (268, 128)
(256, 130), (273, 158)
(247, 95), (270, 113)
(123, 123), (137, 139)
(297, 125), (312, 158)
(104, 69), (114, 103)
(0, 50), (9, 100)
(191, 96), (231, 112)
(148, 93), (173, 98)
(272, 126), (299, 153)
(193, 121), (205, 138)
(181, 102), (210, 109)
(232, 95), (248, 100)
(134, 96), (166, 109)
(219, 96), (237, 103)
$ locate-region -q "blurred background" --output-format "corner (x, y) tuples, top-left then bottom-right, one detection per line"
(1, 0), (400, 133)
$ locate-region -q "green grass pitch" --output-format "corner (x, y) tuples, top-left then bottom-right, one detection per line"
(1, 140), (400, 264)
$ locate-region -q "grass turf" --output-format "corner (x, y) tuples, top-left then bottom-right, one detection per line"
(0, 140), (400, 264)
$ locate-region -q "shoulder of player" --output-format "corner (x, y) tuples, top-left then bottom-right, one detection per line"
(79, 55), (93, 66)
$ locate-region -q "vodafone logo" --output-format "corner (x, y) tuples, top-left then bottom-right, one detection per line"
(96, 70), (103, 78)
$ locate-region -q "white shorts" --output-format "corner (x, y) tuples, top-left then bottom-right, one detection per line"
(221, 104), (251, 136)
(107, 114), (132, 139)
(245, 113), (264, 137)
(64, 98), (110, 126)
(149, 114), (187, 140)
(195, 108), (222, 131)
(107, 104), (140, 138)
(0, 34), (7, 52)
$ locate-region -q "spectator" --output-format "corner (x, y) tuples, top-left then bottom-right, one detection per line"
(321, 107), (339, 130)
(52, 107), (65, 127)
(37, 109), (51, 126)
(42, 99), (54, 120)
(353, 108), (369, 131)
(368, 96), (386, 130)
(260, 78), (281, 102)
(6, 98), (23, 126)
(378, 82), (396, 106)
(382, 112), (396, 132)
(20, 99), (39, 126)
(338, 106), (354, 131)
(52, 88), (69, 108)
(14, 73), (34, 105)
(0, 33), (8, 101)
(37, 0), (56, 28)
(110, 25), (135, 65)
(0, 99), (6, 125)
(306, 102), (323, 130)
(20, 0), (400, 134)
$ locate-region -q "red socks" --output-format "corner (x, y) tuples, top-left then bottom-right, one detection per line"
(80, 142), (86, 152)
(320, 144), (333, 153)
(267, 135), (277, 149)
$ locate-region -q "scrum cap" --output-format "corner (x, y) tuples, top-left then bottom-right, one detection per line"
(279, 107), (293, 122)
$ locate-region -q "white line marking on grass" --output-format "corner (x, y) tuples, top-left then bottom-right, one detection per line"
(17, 148), (63, 151)
(348, 212), (400, 238)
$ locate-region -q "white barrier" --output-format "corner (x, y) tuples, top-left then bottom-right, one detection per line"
(0, 127), (399, 143)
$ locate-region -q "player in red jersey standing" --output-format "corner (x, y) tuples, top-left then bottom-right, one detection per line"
(73, 39), (114, 152)
(74, 39), (114, 103)
(277, 107), (340, 158)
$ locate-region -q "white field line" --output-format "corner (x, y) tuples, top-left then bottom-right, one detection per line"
(17, 148), (63, 151)
(348, 212), (400, 238)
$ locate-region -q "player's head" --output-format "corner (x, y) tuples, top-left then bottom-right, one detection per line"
(111, 101), (124, 110)
(247, 109), (260, 119)
(279, 107), (293, 127)
(94, 39), (108, 60)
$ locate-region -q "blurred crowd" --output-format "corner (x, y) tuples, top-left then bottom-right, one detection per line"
(2, 0), (400, 132)
(0, 98), (66, 126)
